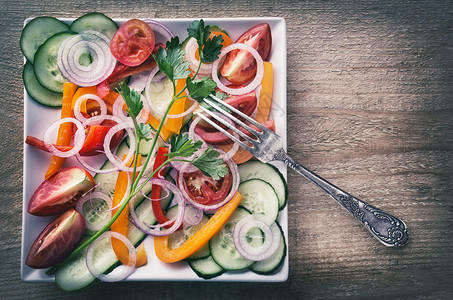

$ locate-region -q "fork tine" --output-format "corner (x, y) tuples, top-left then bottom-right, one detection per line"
(198, 105), (256, 143)
(206, 94), (269, 133)
(196, 112), (255, 154)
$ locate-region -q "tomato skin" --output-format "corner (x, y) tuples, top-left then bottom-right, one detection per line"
(26, 209), (85, 269)
(220, 23), (272, 85)
(110, 19), (155, 67)
(179, 168), (232, 206)
(28, 167), (95, 216)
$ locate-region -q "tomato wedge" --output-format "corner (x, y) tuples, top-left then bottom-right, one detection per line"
(110, 19), (155, 67)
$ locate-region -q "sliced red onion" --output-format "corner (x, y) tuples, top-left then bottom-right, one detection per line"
(233, 214), (281, 261)
(75, 191), (112, 232)
(212, 43), (264, 95)
(188, 113), (239, 160)
(103, 121), (143, 173)
(143, 20), (175, 43)
(57, 30), (116, 87)
(73, 93), (108, 123)
(86, 231), (136, 282)
(129, 178), (185, 236)
(178, 150), (239, 212)
(43, 117), (85, 158)
(183, 204), (204, 226)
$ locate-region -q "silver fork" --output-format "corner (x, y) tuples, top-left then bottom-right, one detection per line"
(198, 94), (409, 247)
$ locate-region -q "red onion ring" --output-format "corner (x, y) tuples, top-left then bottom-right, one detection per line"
(233, 214), (281, 261)
(57, 30), (116, 87)
(177, 149), (239, 212)
(73, 93), (108, 123)
(75, 191), (112, 232)
(143, 20), (175, 43)
(212, 43), (264, 95)
(183, 204), (204, 226)
(43, 117), (85, 158)
(86, 231), (136, 282)
(129, 178), (185, 236)
(103, 121), (143, 173)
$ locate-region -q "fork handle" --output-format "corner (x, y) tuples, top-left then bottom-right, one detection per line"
(280, 153), (409, 247)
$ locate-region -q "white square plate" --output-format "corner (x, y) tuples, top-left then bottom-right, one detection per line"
(21, 17), (287, 282)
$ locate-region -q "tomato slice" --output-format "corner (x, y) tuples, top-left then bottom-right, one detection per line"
(110, 19), (155, 67)
(179, 168), (232, 206)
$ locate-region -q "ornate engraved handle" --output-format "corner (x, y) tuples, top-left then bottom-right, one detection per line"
(280, 153), (409, 247)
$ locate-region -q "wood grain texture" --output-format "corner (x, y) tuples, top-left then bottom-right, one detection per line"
(1, 0), (452, 299)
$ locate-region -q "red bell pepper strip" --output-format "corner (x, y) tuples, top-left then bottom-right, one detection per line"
(151, 146), (174, 228)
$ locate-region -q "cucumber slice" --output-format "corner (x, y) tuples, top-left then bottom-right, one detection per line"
(69, 12), (118, 39)
(146, 76), (174, 117)
(238, 179), (280, 221)
(210, 207), (261, 271)
(33, 31), (75, 93)
(55, 196), (156, 291)
(238, 161), (288, 210)
(166, 205), (210, 259)
(250, 222), (286, 275)
(125, 134), (164, 156)
(23, 61), (63, 107)
(20, 16), (69, 63)
(189, 255), (225, 279)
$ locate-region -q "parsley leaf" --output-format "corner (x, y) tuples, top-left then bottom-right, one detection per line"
(167, 134), (202, 159)
(186, 76), (217, 102)
(153, 37), (191, 82)
(187, 19), (223, 63)
(138, 123), (154, 141)
(118, 81), (143, 118)
(192, 147), (228, 180)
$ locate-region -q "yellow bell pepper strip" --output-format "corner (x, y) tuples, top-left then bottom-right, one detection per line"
(111, 154), (147, 266)
(154, 191), (243, 263)
(135, 243), (147, 267)
(255, 61), (273, 123)
(147, 113), (172, 141)
(45, 82), (78, 179)
(165, 78), (187, 134)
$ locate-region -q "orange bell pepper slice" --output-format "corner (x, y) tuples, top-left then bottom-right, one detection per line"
(154, 192), (243, 263)
(45, 82), (77, 179)
(255, 61), (273, 123)
(111, 154), (147, 267)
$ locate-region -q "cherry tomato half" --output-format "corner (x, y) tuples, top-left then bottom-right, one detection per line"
(179, 167), (232, 206)
(221, 23), (272, 85)
(27, 167), (95, 216)
(110, 19), (155, 67)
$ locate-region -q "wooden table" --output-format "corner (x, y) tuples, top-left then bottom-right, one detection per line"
(1, 1), (452, 299)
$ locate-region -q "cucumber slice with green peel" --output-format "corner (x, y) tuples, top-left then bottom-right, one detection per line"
(69, 12), (118, 39)
(125, 134), (164, 156)
(238, 178), (280, 221)
(33, 31), (75, 93)
(209, 207), (262, 271)
(250, 222), (286, 275)
(238, 161), (288, 210)
(165, 205), (211, 259)
(55, 196), (157, 291)
(21, 16), (69, 63)
(189, 255), (225, 279)
(23, 61), (63, 107)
